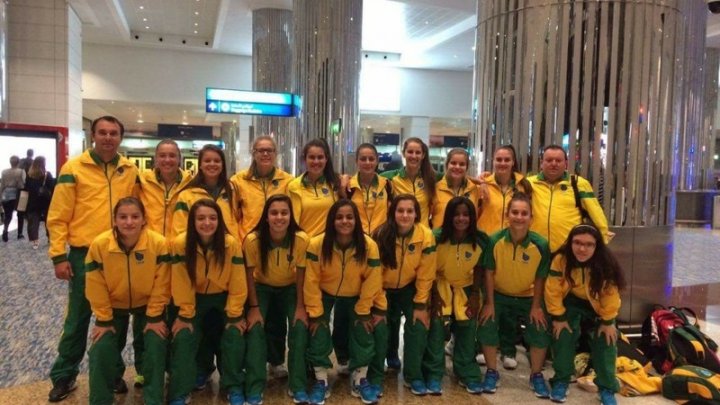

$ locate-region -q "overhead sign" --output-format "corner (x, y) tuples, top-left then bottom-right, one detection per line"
(158, 124), (214, 140)
(373, 133), (400, 146)
(206, 88), (295, 117)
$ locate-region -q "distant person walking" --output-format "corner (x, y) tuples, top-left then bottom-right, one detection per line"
(0, 155), (26, 242)
(24, 156), (55, 249)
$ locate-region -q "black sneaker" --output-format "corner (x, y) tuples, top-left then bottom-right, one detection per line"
(48, 377), (77, 402)
(113, 377), (128, 394)
(17, 234), (24, 240)
(2, 232), (7, 242)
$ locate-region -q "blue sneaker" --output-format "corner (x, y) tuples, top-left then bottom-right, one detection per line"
(459, 380), (483, 394)
(406, 379), (427, 396)
(370, 383), (384, 398)
(227, 391), (245, 405)
(426, 379), (443, 395)
(351, 378), (378, 404)
(481, 369), (499, 393)
(288, 389), (310, 404)
(386, 357), (401, 370)
(309, 380), (329, 405)
(599, 389), (617, 405)
(168, 395), (190, 405)
(550, 382), (569, 403)
(530, 372), (550, 398)
(245, 393), (263, 405)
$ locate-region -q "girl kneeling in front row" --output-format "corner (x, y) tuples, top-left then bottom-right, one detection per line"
(86, 197), (171, 405)
(545, 224), (626, 405)
(304, 199), (384, 405)
(168, 199), (247, 405)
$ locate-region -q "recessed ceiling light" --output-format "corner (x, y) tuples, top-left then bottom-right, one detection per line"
(194, 11), (199, 15)
(145, 26), (150, 29)
(194, 30), (198, 34)
(143, 18), (147, 21)
(182, 121), (188, 125)
(139, 5), (144, 10)
(137, 119), (144, 123)
(425, 20), (429, 24)
(471, 46), (476, 51)
(194, 22), (198, 26)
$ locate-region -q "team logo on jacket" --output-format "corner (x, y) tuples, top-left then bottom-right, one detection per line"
(135, 252), (145, 263)
(463, 192), (470, 198)
(322, 188), (329, 195)
(465, 251), (473, 260)
(117, 167), (124, 175)
(418, 182), (424, 189)
(287, 254), (294, 263)
(560, 184), (568, 191)
(407, 243), (416, 253)
(522, 252), (530, 262)
(272, 179), (279, 188)
(377, 191), (385, 200)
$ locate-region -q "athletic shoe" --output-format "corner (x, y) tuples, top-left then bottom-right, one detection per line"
(370, 383), (384, 398)
(599, 389), (617, 405)
(113, 377), (128, 394)
(386, 357), (401, 370)
(501, 355), (518, 370)
(288, 389), (310, 404)
(168, 395), (191, 405)
(406, 379), (427, 396)
(426, 379), (443, 395)
(351, 378), (378, 404)
(194, 372), (211, 391)
(309, 380), (329, 405)
(245, 393), (263, 405)
(459, 380), (483, 394)
(550, 382), (569, 403)
(481, 369), (499, 393)
(270, 363), (289, 378)
(475, 353), (486, 365)
(530, 372), (550, 398)
(228, 391), (245, 405)
(48, 377), (77, 402)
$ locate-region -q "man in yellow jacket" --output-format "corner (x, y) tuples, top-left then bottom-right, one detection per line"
(528, 145), (611, 252)
(47, 116), (138, 402)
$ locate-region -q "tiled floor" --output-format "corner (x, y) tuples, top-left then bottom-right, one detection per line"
(1, 223), (718, 404)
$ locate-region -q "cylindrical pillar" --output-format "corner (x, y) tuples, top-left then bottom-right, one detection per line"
(293, 0), (362, 174)
(471, 0), (708, 324)
(252, 8), (295, 174)
(0, 0), (8, 123)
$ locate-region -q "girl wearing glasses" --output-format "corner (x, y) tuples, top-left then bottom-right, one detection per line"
(544, 224), (625, 405)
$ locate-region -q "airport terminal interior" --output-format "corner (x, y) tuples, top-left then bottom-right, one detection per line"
(2, 0), (720, 404)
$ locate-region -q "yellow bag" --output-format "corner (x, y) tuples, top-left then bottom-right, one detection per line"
(616, 356), (662, 397)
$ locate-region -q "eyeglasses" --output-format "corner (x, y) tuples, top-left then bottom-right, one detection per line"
(572, 240), (596, 249)
(253, 148), (276, 155)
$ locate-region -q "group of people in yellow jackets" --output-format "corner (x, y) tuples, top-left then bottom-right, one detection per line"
(45, 116), (627, 405)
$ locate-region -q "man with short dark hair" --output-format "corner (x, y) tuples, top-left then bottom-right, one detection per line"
(47, 116), (138, 402)
(527, 145), (611, 252)
(19, 148), (34, 172)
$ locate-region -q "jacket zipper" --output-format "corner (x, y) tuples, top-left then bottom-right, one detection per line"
(126, 252), (133, 309)
(396, 236), (407, 289)
(203, 252), (211, 294)
(334, 249), (347, 297)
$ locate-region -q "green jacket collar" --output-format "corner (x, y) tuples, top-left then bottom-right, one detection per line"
(535, 171), (569, 183)
(89, 149), (120, 166)
(501, 228), (532, 248)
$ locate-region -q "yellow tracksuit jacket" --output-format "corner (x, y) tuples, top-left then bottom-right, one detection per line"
(374, 224), (437, 310)
(171, 233), (247, 322)
(136, 169), (192, 236)
(528, 172), (609, 252)
(483, 229), (550, 297)
(431, 176), (480, 229)
(243, 231), (310, 287)
(545, 253), (621, 324)
(287, 174), (338, 237)
(434, 229), (485, 320)
(230, 167), (293, 242)
(172, 185), (240, 240)
(381, 167), (433, 227)
(48, 150), (138, 263)
(477, 172), (528, 235)
(85, 228), (172, 325)
(347, 173), (391, 235)
(304, 233), (382, 319)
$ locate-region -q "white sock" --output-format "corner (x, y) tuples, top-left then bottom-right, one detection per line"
(314, 367), (328, 382)
(352, 366), (368, 386)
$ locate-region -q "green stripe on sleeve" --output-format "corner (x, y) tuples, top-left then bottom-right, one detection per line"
(231, 256), (244, 265)
(174, 201), (189, 212)
(173, 254), (186, 263)
(57, 174), (75, 184)
(422, 245), (436, 254)
(548, 270), (563, 277)
(86, 261), (103, 271)
(367, 258), (381, 267)
(306, 251), (318, 261)
(578, 191), (595, 198)
(156, 254), (172, 264)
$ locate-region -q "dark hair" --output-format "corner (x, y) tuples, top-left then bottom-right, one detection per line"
(28, 156), (47, 179)
(495, 144), (520, 173)
(184, 199), (227, 285)
(494, 145), (533, 195)
(184, 144), (235, 215)
(373, 194), (421, 269)
(91, 115), (125, 137)
(542, 144), (568, 161)
(9, 155), (19, 167)
(302, 138), (340, 190)
(321, 199), (367, 266)
(436, 196), (487, 250)
(245, 135), (278, 180)
(250, 195), (302, 274)
(403, 137), (436, 200)
(356, 143), (378, 159)
(558, 224), (627, 297)
(113, 196), (146, 219)
(506, 192), (533, 216)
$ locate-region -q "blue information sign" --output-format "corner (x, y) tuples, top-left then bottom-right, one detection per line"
(206, 88), (295, 117)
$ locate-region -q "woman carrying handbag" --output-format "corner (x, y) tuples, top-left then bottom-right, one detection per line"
(24, 156), (55, 249)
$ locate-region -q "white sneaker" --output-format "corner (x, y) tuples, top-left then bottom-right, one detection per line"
(445, 336), (455, 356)
(269, 363), (288, 379)
(501, 355), (518, 370)
(475, 353), (486, 365)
